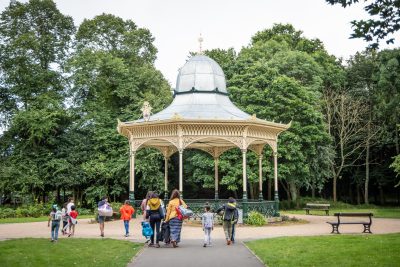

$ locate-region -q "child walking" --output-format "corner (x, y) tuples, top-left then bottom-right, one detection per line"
(201, 204), (214, 247)
(68, 205), (78, 237)
(120, 200), (135, 237)
(48, 204), (62, 242)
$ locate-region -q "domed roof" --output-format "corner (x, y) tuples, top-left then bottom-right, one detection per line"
(175, 55), (227, 94)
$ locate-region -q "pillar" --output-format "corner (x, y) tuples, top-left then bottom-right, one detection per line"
(273, 151), (279, 216)
(129, 150), (135, 214)
(242, 149), (247, 201)
(164, 156), (168, 202)
(179, 149), (183, 197)
(214, 157), (219, 200)
(258, 155), (263, 201)
(273, 151), (278, 200)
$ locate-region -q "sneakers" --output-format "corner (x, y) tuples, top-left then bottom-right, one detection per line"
(124, 234), (129, 237)
(155, 243), (160, 248)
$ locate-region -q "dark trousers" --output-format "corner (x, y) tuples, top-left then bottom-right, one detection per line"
(150, 219), (161, 244)
(231, 223), (236, 242)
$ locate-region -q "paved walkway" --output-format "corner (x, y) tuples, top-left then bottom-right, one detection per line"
(128, 239), (264, 267)
(1, 214), (400, 267)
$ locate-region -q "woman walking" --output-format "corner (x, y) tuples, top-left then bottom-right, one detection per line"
(147, 192), (163, 247)
(165, 189), (187, 248)
(140, 191), (153, 220)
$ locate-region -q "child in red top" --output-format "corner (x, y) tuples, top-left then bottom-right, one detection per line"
(120, 200), (135, 237)
(68, 205), (79, 237)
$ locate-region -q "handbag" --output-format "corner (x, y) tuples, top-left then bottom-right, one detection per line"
(176, 199), (193, 219)
(98, 203), (113, 217)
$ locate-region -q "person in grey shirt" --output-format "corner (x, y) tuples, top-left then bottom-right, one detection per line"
(201, 204), (214, 247)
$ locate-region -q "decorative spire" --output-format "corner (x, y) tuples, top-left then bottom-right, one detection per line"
(198, 34), (204, 55)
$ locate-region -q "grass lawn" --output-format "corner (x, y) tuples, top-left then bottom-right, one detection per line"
(283, 208), (400, 218)
(0, 238), (142, 267)
(0, 215), (94, 224)
(246, 233), (400, 267)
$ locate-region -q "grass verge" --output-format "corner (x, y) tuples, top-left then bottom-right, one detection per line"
(0, 215), (94, 224)
(246, 233), (400, 267)
(0, 238), (142, 267)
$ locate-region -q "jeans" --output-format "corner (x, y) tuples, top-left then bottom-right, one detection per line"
(123, 220), (130, 235)
(204, 228), (212, 245)
(51, 221), (60, 240)
(150, 219), (161, 244)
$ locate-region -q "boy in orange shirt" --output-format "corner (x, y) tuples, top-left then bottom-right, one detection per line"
(120, 200), (135, 237)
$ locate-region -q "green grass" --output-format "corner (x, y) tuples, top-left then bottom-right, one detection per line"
(246, 233), (400, 267)
(0, 238), (142, 267)
(282, 208), (400, 218)
(0, 215), (94, 224)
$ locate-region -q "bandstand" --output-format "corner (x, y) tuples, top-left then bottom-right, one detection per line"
(117, 53), (290, 217)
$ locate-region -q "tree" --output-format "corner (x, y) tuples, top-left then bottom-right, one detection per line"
(326, 0), (400, 49)
(0, 0), (75, 202)
(67, 14), (172, 203)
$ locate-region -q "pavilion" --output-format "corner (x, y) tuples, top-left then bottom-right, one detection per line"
(117, 51), (290, 217)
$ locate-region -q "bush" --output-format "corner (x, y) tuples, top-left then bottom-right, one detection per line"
(245, 211), (266, 226)
(0, 208), (16, 219)
(77, 208), (92, 216)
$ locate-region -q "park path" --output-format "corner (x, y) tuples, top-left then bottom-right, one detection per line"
(1, 214), (399, 241)
(128, 239), (264, 267)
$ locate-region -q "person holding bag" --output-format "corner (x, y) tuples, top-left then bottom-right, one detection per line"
(165, 189), (187, 248)
(147, 192), (163, 247)
(97, 196), (112, 237)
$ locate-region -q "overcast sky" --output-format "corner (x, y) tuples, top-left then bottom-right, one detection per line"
(0, 0), (399, 87)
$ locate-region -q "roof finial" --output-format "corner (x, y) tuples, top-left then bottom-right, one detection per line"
(198, 34), (204, 55)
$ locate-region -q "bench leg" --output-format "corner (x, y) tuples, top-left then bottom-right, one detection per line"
(363, 224), (372, 234)
(331, 224), (340, 234)
(325, 210), (329, 216)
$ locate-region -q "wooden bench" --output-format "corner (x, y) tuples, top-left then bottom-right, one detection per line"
(303, 203), (330, 215)
(327, 212), (373, 234)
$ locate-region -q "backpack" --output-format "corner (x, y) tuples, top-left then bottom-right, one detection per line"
(52, 210), (62, 221)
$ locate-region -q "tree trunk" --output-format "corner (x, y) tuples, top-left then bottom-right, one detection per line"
(267, 178), (272, 200)
(311, 184), (315, 199)
(349, 182), (353, 204)
(379, 185), (385, 205)
(333, 175), (337, 202)
(289, 181), (298, 202)
(365, 121), (371, 204)
(280, 180), (291, 201)
(57, 187), (60, 204)
(356, 184), (361, 205)
(249, 183), (254, 200)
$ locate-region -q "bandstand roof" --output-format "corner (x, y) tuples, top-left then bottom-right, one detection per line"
(117, 54), (290, 155)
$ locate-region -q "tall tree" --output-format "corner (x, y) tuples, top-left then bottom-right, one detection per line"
(326, 0), (400, 49)
(67, 14), (172, 204)
(0, 0), (75, 202)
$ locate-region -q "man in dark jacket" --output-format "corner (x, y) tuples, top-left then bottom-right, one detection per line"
(216, 197), (238, 245)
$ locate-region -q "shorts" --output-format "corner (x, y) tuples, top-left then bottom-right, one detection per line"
(98, 215), (106, 224)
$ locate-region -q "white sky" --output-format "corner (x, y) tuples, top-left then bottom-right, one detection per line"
(0, 0), (399, 87)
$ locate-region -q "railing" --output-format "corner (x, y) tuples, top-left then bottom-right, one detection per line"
(132, 199), (279, 218)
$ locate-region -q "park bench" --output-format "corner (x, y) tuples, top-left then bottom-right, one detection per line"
(303, 203), (330, 215)
(327, 212), (373, 234)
